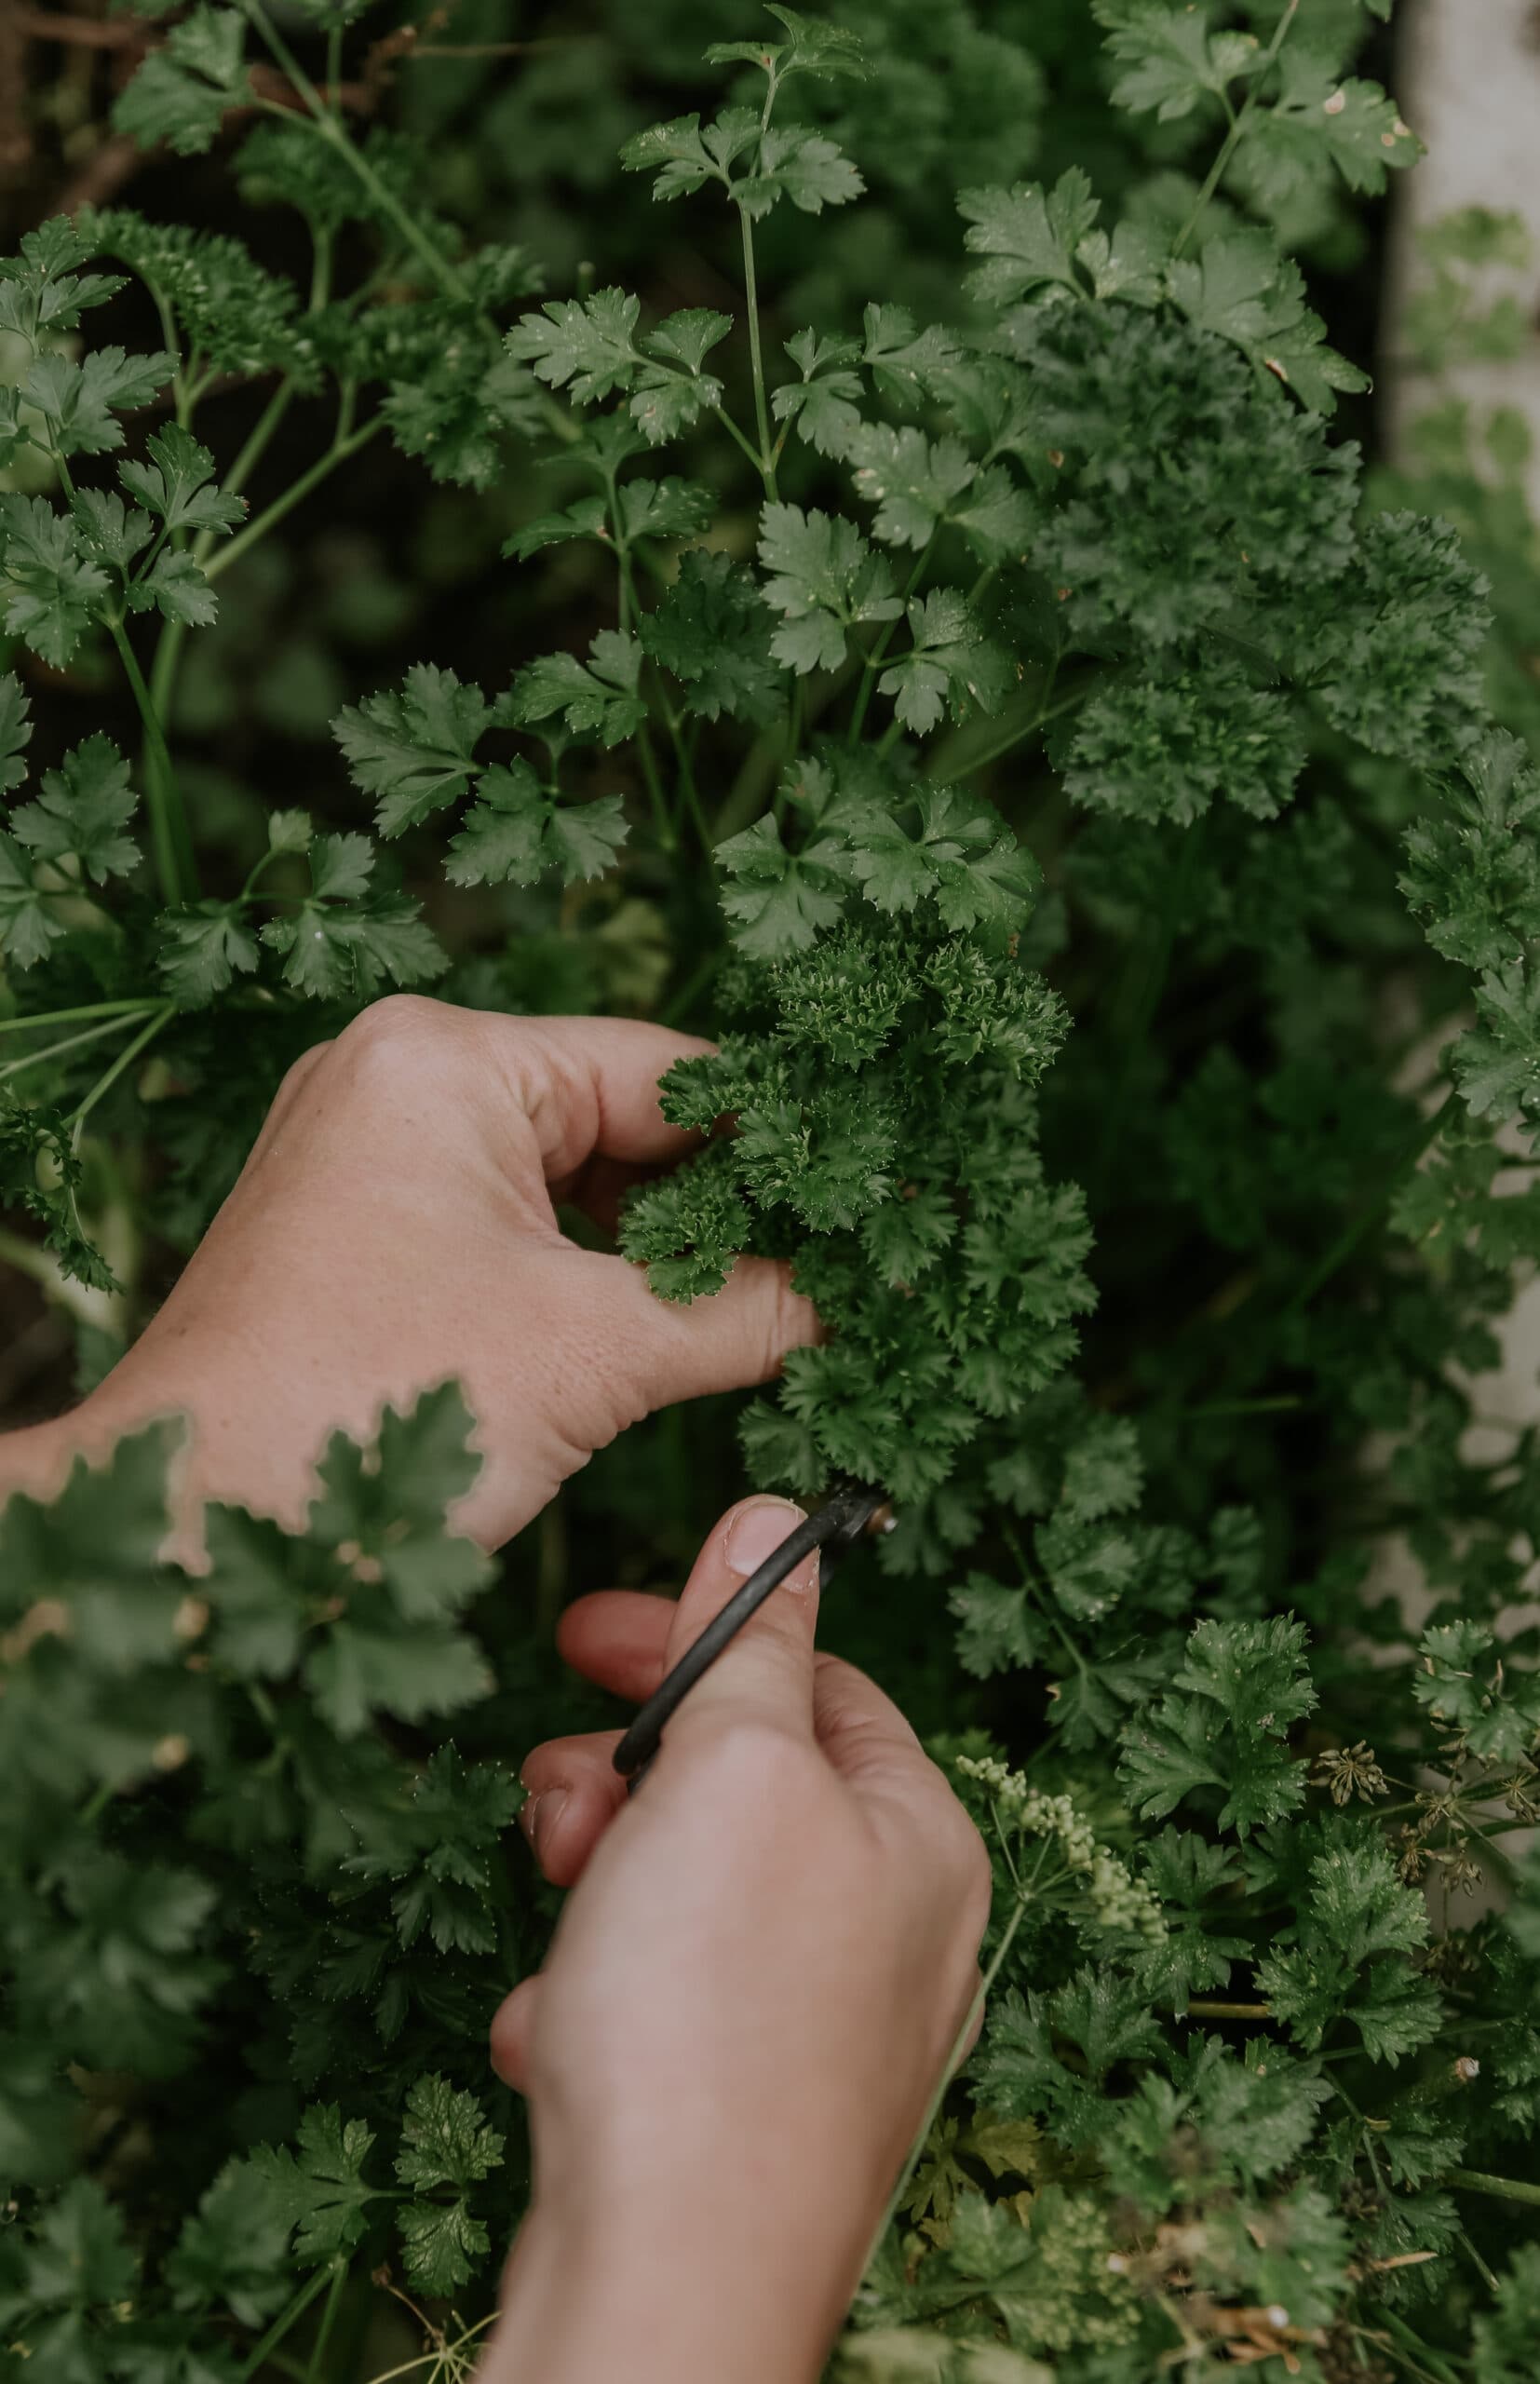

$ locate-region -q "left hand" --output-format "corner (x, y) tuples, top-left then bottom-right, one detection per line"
(0, 998), (819, 1545)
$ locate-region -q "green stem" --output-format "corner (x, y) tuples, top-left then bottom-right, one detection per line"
(1375, 2310), (1465, 2384)
(237, 2267), (334, 2383)
(0, 1010), (155, 1085)
(635, 725), (676, 852)
(204, 414), (386, 584)
(930, 682), (1090, 783)
(710, 399), (770, 481)
(69, 1006), (174, 1145)
(1172, 0), (1301, 258)
(241, 0), (474, 307)
(1186, 1998), (1272, 2021)
(106, 618), (193, 907)
(304, 2262), (348, 2382)
(1446, 2166), (1540, 2209)
(1176, 1394), (1305, 1421)
(0, 1000), (159, 1038)
(736, 202), (777, 499)
(848, 537), (935, 746)
(1282, 1091), (1455, 1318)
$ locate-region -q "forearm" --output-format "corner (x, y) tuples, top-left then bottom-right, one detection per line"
(485, 2195), (858, 2384)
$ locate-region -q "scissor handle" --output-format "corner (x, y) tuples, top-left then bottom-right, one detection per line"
(613, 1479), (889, 1794)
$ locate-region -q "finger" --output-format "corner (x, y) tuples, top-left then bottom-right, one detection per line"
(656, 1494), (819, 1748)
(557, 1590), (675, 1702)
(810, 1651), (928, 1787)
(489, 1974), (541, 2093)
(572, 1247), (822, 1416)
(478, 1015), (715, 1194)
(519, 1730), (628, 1887)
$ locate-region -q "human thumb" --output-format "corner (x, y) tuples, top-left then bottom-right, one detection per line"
(654, 1494), (820, 1752)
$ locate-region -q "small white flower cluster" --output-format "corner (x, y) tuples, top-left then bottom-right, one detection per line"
(956, 1754), (1167, 1944)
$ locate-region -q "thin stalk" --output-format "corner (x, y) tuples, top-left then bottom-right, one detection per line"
(710, 398), (770, 480)
(1282, 1091), (1455, 1318)
(1375, 2310), (1465, 2384)
(1458, 2230), (1500, 2296)
(69, 1006), (174, 1146)
(859, 1890), (1031, 2281)
(933, 683), (1091, 783)
(0, 1000), (159, 1038)
(237, 2267), (334, 2383)
(304, 2262), (348, 2381)
(1173, 0), (1300, 257)
(241, 0), (474, 306)
(204, 414), (385, 584)
(1445, 2166), (1540, 2209)
(635, 725), (676, 853)
(1176, 1394), (1305, 1422)
(1186, 1998), (1272, 2021)
(848, 537), (935, 746)
(736, 202), (777, 498)
(106, 618), (193, 906)
(0, 1010), (155, 1085)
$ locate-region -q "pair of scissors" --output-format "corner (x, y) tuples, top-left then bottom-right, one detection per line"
(613, 1478), (891, 1795)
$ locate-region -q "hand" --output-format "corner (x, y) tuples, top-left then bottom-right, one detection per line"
(0, 999), (817, 1546)
(484, 1496), (993, 2384)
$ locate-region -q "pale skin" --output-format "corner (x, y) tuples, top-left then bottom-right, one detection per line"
(0, 996), (992, 2384)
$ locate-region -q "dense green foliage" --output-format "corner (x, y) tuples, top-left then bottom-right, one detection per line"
(3, 2), (1540, 2377)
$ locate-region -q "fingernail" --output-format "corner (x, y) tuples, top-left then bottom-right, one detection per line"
(725, 1497), (808, 1582)
(519, 1789), (567, 1861)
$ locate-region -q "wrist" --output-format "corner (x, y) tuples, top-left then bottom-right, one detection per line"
(485, 2180), (864, 2384)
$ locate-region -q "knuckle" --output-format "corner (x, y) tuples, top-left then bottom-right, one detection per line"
(333, 994), (456, 1088)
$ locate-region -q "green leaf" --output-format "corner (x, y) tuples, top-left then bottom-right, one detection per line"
(950, 1571), (1042, 1679)
(334, 665), (491, 838)
(757, 502), (900, 673)
(1167, 228), (1370, 413)
(1120, 1615), (1317, 1835)
(158, 901), (261, 1005)
(506, 287), (642, 404)
(878, 588), (1009, 736)
(394, 2074), (503, 2194)
(129, 547), (220, 629)
(119, 422), (245, 537)
(506, 630), (645, 747)
(113, 4), (253, 156)
(960, 169), (1100, 306)
(0, 670), (32, 794)
(842, 423), (977, 550)
(0, 494), (111, 666)
(260, 842), (446, 1001)
(772, 329), (864, 457)
(446, 759), (628, 887)
(739, 127), (865, 220)
(1095, 2), (1262, 121)
(250, 2106), (380, 2267)
(708, 8), (869, 84)
(640, 549), (784, 726)
(9, 735), (139, 885)
(717, 813), (847, 958)
(22, 345), (177, 459)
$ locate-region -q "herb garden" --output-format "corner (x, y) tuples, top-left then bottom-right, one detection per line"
(3, 0), (1540, 2375)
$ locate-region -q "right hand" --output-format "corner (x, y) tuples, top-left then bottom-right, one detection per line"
(483, 1497), (993, 2384)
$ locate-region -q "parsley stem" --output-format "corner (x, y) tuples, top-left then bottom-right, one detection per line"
(68, 1005), (174, 1146)
(205, 413), (386, 585)
(0, 1010), (155, 1086)
(304, 2259), (348, 2380)
(1281, 1090), (1456, 1318)
(106, 616), (194, 908)
(847, 535), (935, 746)
(736, 202), (777, 498)
(710, 397), (770, 480)
(1172, 0), (1301, 258)
(0, 1000), (158, 1038)
(236, 2264), (334, 2383)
